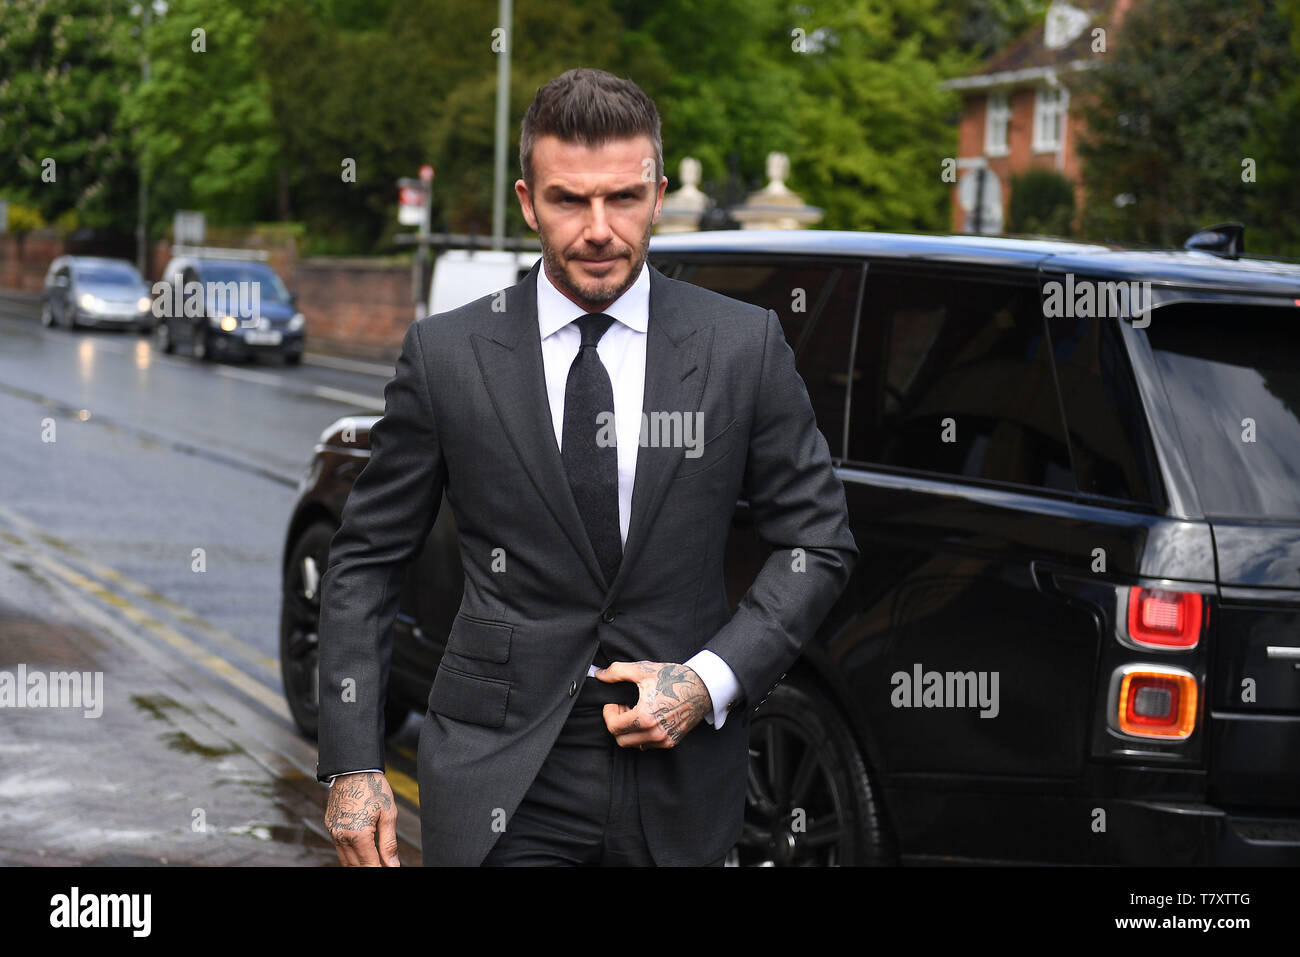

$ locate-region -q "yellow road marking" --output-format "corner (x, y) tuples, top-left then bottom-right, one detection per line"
(0, 509), (423, 807)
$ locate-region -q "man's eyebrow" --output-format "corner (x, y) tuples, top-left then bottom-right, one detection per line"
(542, 182), (649, 198)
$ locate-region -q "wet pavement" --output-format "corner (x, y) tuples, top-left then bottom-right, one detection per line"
(0, 307), (422, 866)
(0, 547), (421, 866)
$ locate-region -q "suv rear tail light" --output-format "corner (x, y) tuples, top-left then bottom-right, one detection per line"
(1126, 586), (1202, 649)
(1109, 665), (1198, 739)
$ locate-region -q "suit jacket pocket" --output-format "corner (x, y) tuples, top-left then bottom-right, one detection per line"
(673, 417), (739, 480)
(427, 665), (510, 727)
(445, 614), (513, 663)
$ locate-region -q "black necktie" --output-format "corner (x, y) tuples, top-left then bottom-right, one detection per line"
(562, 313), (622, 590)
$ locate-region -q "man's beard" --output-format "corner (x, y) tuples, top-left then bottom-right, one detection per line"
(536, 211), (654, 312)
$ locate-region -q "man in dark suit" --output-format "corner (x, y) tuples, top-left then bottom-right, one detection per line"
(317, 67), (857, 866)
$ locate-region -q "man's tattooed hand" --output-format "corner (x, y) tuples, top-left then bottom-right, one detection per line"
(324, 771), (400, 867)
(596, 660), (713, 749)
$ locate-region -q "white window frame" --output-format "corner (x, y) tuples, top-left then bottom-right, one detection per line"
(984, 91), (1010, 157)
(1033, 85), (1069, 153)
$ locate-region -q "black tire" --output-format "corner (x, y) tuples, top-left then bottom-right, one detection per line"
(192, 326), (210, 361)
(40, 301), (56, 328)
(279, 521), (410, 741)
(284, 352), (302, 366)
(154, 321), (174, 354)
(735, 679), (893, 866)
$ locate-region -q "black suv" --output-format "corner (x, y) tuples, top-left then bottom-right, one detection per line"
(281, 228), (1300, 865)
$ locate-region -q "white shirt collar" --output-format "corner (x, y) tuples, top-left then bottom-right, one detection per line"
(536, 258), (650, 340)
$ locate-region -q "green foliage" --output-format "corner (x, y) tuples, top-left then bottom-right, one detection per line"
(121, 0), (283, 229)
(1007, 167), (1075, 236)
(2, 0), (1057, 252)
(1244, 0), (1300, 258)
(1074, 0), (1294, 250)
(789, 0), (962, 231)
(951, 0), (1050, 58)
(4, 202), (46, 234)
(0, 0), (140, 230)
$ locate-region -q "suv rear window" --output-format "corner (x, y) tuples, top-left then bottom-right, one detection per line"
(1147, 302), (1300, 517)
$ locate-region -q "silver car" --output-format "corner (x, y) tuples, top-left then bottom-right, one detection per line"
(40, 255), (153, 332)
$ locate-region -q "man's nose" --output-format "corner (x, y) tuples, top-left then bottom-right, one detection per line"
(584, 199), (613, 244)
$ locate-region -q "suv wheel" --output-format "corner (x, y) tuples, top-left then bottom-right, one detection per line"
(733, 679), (892, 866)
(279, 521), (410, 740)
(192, 327), (210, 361)
(40, 302), (56, 328)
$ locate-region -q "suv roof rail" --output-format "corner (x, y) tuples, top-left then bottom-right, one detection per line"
(1184, 222), (1244, 260)
(170, 245), (271, 261)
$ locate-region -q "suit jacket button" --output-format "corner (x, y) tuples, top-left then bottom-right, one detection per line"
(569, 679), (578, 696)
(601, 609), (616, 623)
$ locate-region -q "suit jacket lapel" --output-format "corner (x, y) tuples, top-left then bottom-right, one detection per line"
(470, 259), (711, 599)
(606, 266), (711, 603)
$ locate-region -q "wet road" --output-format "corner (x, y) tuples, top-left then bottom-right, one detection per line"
(0, 309), (423, 864)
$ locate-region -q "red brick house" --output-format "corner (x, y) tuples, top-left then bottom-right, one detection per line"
(944, 0), (1138, 234)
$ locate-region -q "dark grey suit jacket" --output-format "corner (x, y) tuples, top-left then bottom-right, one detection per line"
(315, 259), (857, 865)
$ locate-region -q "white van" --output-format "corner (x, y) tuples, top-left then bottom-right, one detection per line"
(428, 249), (542, 316)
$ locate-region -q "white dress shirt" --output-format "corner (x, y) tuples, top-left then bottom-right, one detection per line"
(328, 261), (741, 784)
(536, 260), (740, 729)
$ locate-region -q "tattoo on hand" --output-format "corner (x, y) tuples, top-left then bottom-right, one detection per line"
(636, 662), (712, 745)
(325, 773), (391, 835)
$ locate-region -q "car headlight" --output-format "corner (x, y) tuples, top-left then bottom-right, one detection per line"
(78, 293), (102, 312)
(137, 296), (151, 313)
(288, 312), (305, 332)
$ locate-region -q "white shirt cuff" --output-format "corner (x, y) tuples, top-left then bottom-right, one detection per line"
(685, 649), (741, 730)
(327, 768), (383, 785)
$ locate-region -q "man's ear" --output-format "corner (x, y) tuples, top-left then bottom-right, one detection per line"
(515, 179), (538, 232)
(652, 175), (668, 223)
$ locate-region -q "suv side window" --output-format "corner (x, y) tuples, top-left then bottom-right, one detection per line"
(1044, 303), (1164, 507)
(849, 265), (1074, 492)
(672, 257), (860, 457)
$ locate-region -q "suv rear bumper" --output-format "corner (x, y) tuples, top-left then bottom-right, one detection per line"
(891, 787), (1300, 864)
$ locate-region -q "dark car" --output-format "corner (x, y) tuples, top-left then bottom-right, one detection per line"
(153, 252), (305, 364)
(40, 255), (153, 332)
(281, 227), (1300, 866)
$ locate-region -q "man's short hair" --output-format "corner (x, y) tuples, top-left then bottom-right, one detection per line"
(519, 68), (663, 189)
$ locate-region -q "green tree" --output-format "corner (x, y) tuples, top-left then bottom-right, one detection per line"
(951, 0), (1050, 59)
(1245, 0), (1300, 258)
(787, 0), (962, 231)
(1008, 167), (1075, 236)
(120, 0), (283, 230)
(0, 0), (139, 230)
(1074, 0), (1293, 249)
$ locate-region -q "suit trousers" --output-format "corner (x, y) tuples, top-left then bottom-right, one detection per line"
(479, 676), (725, 867)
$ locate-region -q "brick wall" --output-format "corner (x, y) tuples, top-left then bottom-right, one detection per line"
(0, 230), (64, 292)
(292, 258), (413, 360)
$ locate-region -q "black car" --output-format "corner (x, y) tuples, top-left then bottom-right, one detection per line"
(281, 227), (1300, 865)
(153, 253), (305, 364)
(40, 255), (153, 332)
